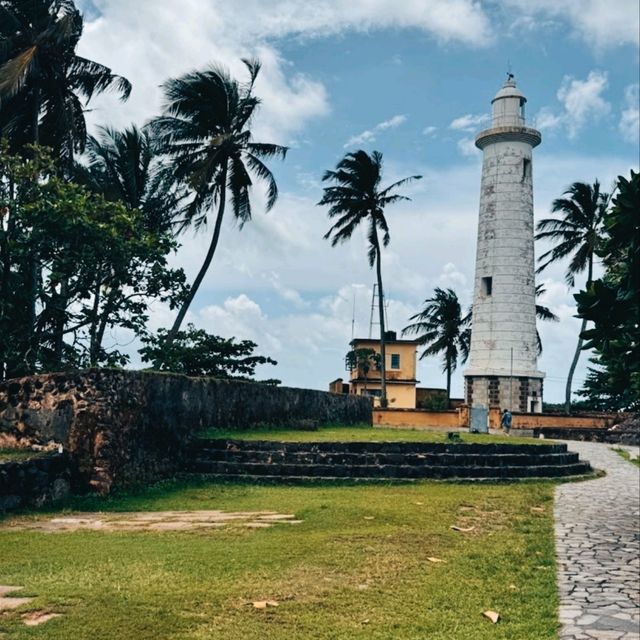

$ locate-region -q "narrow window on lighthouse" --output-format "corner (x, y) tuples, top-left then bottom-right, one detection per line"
(482, 277), (493, 296)
(522, 158), (531, 182)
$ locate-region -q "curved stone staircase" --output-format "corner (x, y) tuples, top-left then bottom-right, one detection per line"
(187, 439), (592, 482)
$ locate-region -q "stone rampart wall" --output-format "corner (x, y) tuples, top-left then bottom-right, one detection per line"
(0, 454), (71, 512)
(0, 370), (372, 493)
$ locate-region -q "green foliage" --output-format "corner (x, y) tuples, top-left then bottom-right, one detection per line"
(152, 60), (287, 340)
(535, 179), (611, 412)
(576, 170), (640, 411)
(140, 323), (278, 382)
(319, 150), (421, 407)
(0, 142), (186, 377)
(402, 287), (470, 400)
(0, 0), (130, 163)
(345, 347), (381, 378)
(418, 393), (449, 410)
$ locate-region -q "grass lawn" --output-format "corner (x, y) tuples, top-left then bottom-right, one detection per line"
(612, 447), (640, 467)
(0, 477), (559, 639)
(0, 448), (49, 462)
(199, 424), (546, 445)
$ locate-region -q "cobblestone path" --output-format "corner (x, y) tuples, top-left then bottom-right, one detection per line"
(555, 441), (640, 640)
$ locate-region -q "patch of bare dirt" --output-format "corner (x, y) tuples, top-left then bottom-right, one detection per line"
(2, 511), (302, 533)
(22, 611), (62, 626)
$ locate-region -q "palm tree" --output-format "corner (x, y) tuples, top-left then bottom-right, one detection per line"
(534, 283), (559, 356)
(345, 347), (381, 395)
(406, 285), (557, 404)
(0, 0), (131, 162)
(77, 124), (182, 234)
(319, 150), (421, 407)
(402, 288), (471, 404)
(152, 59), (287, 344)
(535, 180), (610, 413)
(73, 124), (186, 363)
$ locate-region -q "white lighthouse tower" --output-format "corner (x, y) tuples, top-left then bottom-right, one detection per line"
(464, 75), (544, 413)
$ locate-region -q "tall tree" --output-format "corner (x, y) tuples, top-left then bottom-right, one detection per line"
(402, 288), (470, 404)
(0, 143), (185, 377)
(535, 180), (610, 413)
(72, 125), (188, 364)
(140, 324), (278, 382)
(0, 0), (131, 162)
(152, 59), (287, 347)
(319, 150), (421, 407)
(575, 170), (640, 410)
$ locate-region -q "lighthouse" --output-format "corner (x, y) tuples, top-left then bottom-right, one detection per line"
(464, 75), (544, 414)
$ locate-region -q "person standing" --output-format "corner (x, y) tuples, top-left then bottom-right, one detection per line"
(501, 409), (512, 433)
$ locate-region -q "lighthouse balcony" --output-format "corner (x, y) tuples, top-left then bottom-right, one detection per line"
(475, 125), (541, 150)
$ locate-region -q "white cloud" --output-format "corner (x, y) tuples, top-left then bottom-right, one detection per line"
(345, 114), (407, 147)
(422, 125), (437, 136)
(457, 136), (480, 157)
(220, 0), (494, 46)
(502, 0), (639, 51)
(619, 84), (639, 143)
(533, 71), (611, 139)
(449, 113), (490, 131)
(263, 271), (309, 308)
(533, 106), (564, 131)
(557, 71), (610, 138)
(78, 0), (493, 143)
(435, 262), (468, 292)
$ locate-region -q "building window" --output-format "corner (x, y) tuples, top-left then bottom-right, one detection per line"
(522, 158), (531, 182)
(482, 276), (492, 296)
(390, 353), (400, 369)
(364, 389), (382, 397)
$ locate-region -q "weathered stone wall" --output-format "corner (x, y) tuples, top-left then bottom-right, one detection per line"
(373, 408), (463, 428)
(465, 376), (543, 413)
(0, 370), (372, 493)
(0, 454), (71, 512)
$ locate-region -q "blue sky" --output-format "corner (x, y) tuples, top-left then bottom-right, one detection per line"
(77, 0), (639, 401)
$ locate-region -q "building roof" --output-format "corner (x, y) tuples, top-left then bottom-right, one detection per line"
(492, 76), (526, 103)
(350, 337), (419, 346)
(351, 377), (420, 385)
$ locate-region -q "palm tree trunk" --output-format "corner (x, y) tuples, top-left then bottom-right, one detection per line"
(165, 166), (228, 346)
(564, 318), (587, 414)
(371, 228), (387, 408)
(564, 258), (594, 414)
(446, 365), (451, 409)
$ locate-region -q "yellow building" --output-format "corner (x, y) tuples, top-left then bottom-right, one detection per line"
(347, 335), (419, 408)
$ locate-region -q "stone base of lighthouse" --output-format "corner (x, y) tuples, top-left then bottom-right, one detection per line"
(464, 375), (543, 413)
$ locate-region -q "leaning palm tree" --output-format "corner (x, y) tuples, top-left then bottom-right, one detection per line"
(402, 288), (471, 404)
(535, 180), (610, 413)
(319, 150), (421, 407)
(0, 0), (131, 162)
(152, 59), (287, 345)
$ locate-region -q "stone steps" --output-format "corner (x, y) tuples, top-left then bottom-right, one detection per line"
(194, 449), (580, 467)
(191, 460), (591, 479)
(187, 438), (592, 482)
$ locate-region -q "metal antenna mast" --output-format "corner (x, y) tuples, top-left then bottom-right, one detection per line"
(351, 292), (356, 340)
(368, 284), (389, 338)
